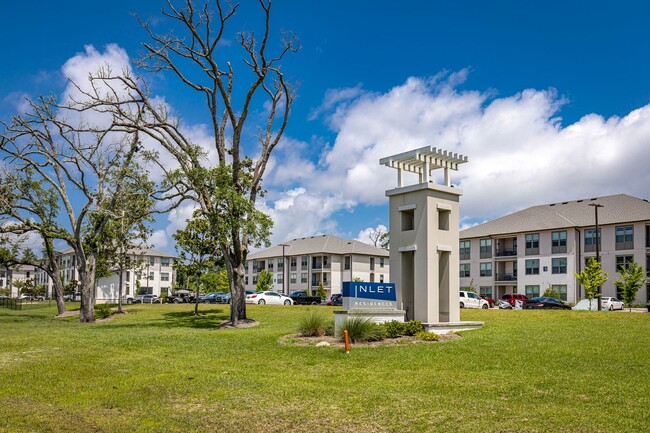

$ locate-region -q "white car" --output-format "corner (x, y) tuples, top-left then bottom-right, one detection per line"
(459, 291), (489, 309)
(601, 297), (624, 311)
(246, 291), (294, 305)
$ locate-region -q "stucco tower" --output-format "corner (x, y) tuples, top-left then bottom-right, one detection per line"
(381, 146), (478, 331)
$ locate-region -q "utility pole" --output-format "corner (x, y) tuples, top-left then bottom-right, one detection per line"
(280, 244), (289, 295)
(589, 203), (604, 311)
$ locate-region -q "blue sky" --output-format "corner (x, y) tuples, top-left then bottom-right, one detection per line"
(2, 1), (650, 254)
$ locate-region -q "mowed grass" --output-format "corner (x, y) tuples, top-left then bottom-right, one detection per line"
(1, 304), (649, 433)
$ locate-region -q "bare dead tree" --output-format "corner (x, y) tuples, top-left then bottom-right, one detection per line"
(0, 96), (147, 322)
(68, 0), (299, 326)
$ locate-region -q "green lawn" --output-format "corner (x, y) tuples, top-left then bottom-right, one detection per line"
(1, 304), (649, 433)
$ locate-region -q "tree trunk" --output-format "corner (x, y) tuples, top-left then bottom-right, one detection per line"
(52, 273), (66, 316)
(117, 268), (124, 314)
(78, 255), (96, 323)
(229, 262), (247, 326)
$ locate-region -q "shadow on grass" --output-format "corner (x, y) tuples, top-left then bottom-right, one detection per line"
(161, 309), (231, 329)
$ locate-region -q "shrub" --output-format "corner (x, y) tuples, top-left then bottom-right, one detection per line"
(383, 320), (406, 338)
(337, 317), (386, 343)
(403, 320), (424, 336)
(297, 312), (330, 337)
(416, 331), (439, 341)
(542, 287), (561, 300)
(94, 304), (112, 319)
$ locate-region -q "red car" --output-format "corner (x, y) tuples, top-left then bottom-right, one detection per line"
(501, 293), (528, 307)
(327, 294), (343, 306)
(480, 295), (496, 308)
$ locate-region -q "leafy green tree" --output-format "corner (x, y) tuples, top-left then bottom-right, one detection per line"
(174, 213), (221, 315)
(542, 286), (561, 300)
(256, 270), (273, 292)
(72, 0), (299, 326)
(615, 261), (646, 311)
(13, 278), (35, 298)
(201, 270), (230, 293)
(575, 257), (608, 310)
(352, 277), (363, 282)
(315, 284), (327, 299)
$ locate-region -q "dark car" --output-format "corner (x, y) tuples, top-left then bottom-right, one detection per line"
(480, 294), (496, 308)
(200, 292), (222, 304)
(523, 297), (571, 310)
(327, 294), (343, 306)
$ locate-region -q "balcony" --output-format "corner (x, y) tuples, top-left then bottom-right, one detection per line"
(495, 273), (517, 283)
(495, 248), (517, 258)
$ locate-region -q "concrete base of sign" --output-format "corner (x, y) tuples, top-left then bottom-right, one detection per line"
(334, 309), (406, 335)
(423, 321), (484, 335)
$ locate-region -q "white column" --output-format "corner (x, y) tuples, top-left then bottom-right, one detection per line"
(444, 167), (450, 186)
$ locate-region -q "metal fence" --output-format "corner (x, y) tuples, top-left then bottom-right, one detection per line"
(0, 298), (49, 310)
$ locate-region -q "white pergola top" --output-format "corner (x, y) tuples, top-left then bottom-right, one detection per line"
(379, 146), (468, 187)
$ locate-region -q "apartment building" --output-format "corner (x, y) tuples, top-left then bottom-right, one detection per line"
(34, 248), (176, 303)
(459, 194), (650, 304)
(245, 234), (390, 297)
(0, 264), (35, 297)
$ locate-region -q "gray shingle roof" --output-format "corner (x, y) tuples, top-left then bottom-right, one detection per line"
(248, 234), (389, 259)
(460, 194), (650, 239)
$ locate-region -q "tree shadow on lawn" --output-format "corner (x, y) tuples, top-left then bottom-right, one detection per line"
(104, 307), (231, 330)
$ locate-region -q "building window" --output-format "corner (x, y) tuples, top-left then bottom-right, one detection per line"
(459, 240), (470, 260)
(616, 255), (634, 271)
(253, 260), (258, 272)
(344, 256), (351, 270)
(268, 261), (274, 271)
(525, 285), (540, 298)
(290, 273), (297, 284)
(401, 209), (415, 231)
(277, 259), (283, 270)
(380, 257), (385, 268)
(370, 257), (375, 271)
(479, 262), (492, 277)
(552, 257), (567, 274)
(525, 259), (539, 275)
(370, 273), (375, 282)
(551, 231), (567, 254)
(552, 285), (568, 301)
(379, 274), (384, 283)
(160, 272), (170, 282)
(438, 208), (450, 231)
(301, 273), (307, 284)
(525, 233), (540, 255)
(245, 261), (249, 271)
(290, 257), (297, 270)
(148, 271), (155, 280)
(149, 257), (155, 266)
(460, 263), (470, 278)
(480, 239), (492, 259)
(479, 286), (492, 298)
(277, 273), (283, 284)
(253, 275), (258, 284)
(161, 258), (171, 267)
(584, 228), (601, 253)
(245, 276), (249, 285)
(301, 256), (308, 268)
(615, 225), (634, 250)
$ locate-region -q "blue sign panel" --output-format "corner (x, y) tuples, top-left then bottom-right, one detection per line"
(342, 281), (397, 310)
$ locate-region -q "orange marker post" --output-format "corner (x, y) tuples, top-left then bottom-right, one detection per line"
(344, 329), (350, 354)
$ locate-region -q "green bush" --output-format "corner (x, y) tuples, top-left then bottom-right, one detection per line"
(403, 320), (424, 336)
(297, 312), (330, 337)
(382, 320), (406, 338)
(94, 304), (112, 319)
(415, 331), (439, 341)
(337, 317), (386, 343)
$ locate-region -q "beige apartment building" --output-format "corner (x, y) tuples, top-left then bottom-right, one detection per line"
(34, 248), (176, 303)
(0, 264), (36, 297)
(459, 194), (650, 304)
(245, 234), (390, 297)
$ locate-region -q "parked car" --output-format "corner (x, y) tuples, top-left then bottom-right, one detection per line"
(200, 292), (222, 304)
(327, 294), (343, 306)
(216, 292), (232, 304)
(480, 294), (496, 308)
(573, 299), (599, 310)
(246, 291), (294, 305)
(167, 290), (193, 303)
(290, 291), (323, 305)
(134, 294), (162, 304)
(459, 291), (489, 309)
(647, 300), (650, 312)
(501, 293), (528, 307)
(523, 297), (571, 310)
(601, 297), (624, 311)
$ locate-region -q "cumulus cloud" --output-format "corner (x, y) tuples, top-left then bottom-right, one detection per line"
(149, 229), (169, 249)
(262, 70), (650, 241)
(356, 224), (388, 247)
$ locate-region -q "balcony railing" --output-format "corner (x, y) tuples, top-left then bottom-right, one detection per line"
(495, 273), (517, 282)
(495, 248), (517, 257)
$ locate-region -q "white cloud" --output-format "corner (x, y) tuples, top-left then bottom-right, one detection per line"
(261, 71), (650, 244)
(149, 229), (169, 249)
(355, 224), (388, 247)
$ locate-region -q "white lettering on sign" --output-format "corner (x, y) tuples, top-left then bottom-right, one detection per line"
(357, 285), (392, 295)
